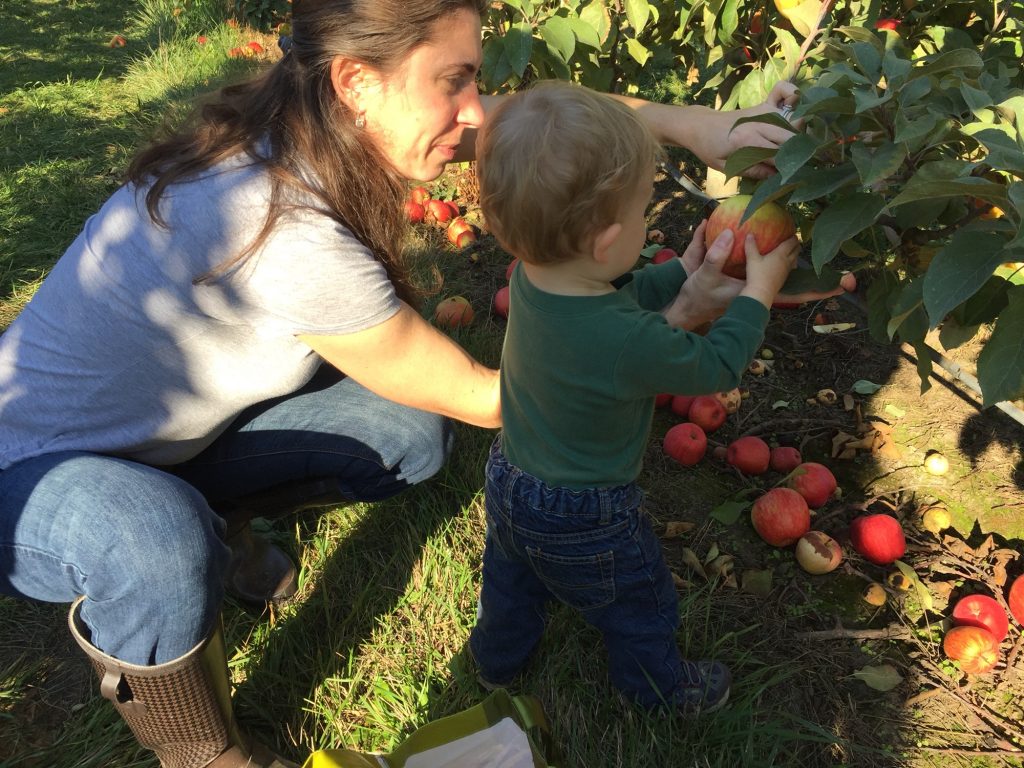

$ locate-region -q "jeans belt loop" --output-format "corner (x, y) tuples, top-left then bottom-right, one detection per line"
(598, 492), (613, 526)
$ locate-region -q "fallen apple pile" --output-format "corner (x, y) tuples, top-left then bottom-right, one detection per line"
(405, 186), (477, 249)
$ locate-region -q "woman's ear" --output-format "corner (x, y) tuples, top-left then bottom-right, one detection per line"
(591, 222), (622, 264)
(329, 56), (369, 111)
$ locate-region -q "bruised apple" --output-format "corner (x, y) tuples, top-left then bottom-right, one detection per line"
(951, 594), (1009, 642)
(943, 625), (999, 674)
(704, 195), (797, 279)
(751, 488), (811, 547)
(714, 388), (741, 414)
(786, 462), (837, 508)
(795, 531), (843, 574)
(434, 296), (474, 328)
(848, 514), (906, 565)
(663, 423), (707, 466)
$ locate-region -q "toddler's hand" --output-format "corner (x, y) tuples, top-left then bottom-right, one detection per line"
(739, 234), (799, 309)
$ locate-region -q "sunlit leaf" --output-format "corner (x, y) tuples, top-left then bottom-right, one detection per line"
(851, 664), (903, 692)
(978, 285), (1024, 407)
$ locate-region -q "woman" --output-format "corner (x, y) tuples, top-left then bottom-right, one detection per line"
(0, 1), (813, 766)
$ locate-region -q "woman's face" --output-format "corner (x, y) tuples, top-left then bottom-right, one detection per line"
(359, 8), (484, 182)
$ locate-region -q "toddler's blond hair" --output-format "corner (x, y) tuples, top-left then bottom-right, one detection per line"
(477, 81), (664, 265)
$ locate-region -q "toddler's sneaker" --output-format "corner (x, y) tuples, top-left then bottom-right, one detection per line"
(675, 659), (731, 715)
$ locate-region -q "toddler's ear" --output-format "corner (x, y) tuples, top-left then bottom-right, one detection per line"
(591, 222), (622, 264)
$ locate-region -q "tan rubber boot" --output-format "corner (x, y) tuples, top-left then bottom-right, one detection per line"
(68, 597), (299, 768)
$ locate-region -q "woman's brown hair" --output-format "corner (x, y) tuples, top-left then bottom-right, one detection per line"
(127, 0), (487, 304)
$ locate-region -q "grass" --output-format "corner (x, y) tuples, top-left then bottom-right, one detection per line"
(2, 1), (1005, 767)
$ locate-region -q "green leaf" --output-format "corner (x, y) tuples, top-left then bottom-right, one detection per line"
(851, 379), (882, 394)
(724, 146), (776, 180)
(732, 112), (799, 135)
(788, 166), (859, 204)
(710, 498), (750, 525)
(834, 25), (884, 47)
(775, 134), (821, 183)
(954, 276), (1010, 326)
(481, 37), (513, 90)
(866, 269), (900, 343)
(740, 568), (773, 598)
(852, 87), (892, 113)
(850, 42), (881, 81)
(887, 178), (1009, 210)
(503, 21), (534, 77)
(894, 560), (933, 612)
(850, 141), (906, 187)
(744, 175), (797, 222)
(851, 664), (903, 692)
(971, 129), (1024, 175)
(774, 26), (801, 76)
(882, 50), (912, 82)
(624, 36), (650, 66)
(579, 0), (612, 45)
(977, 285), (1024, 407)
(906, 48), (984, 82)
(960, 83), (994, 112)
(923, 231), (1010, 328)
(539, 15), (575, 63)
(566, 13), (601, 49)
(810, 193), (886, 271)
(623, 0), (650, 34)
(895, 109), (942, 149)
(780, 265), (846, 294)
(887, 279), (926, 343)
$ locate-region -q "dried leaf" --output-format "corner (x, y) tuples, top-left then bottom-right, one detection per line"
(686, 65), (700, 85)
(990, 549), (1020, 589)
(851, 663), (903, 692)
(704, 543), (720, 564)
(973, 534), (995, 560)
(724, 573), (739, 589)
(843, 394), (856, 411)
(671, 571), (691, 590)
(772, 400), (791, 410)
(663, 521), (696, 539)
(681, 547), (708, 579)
(884, 403), (906, 418)
(943, 536), (978, 562)
(741, 569), (773, 598)
(706, 554), (734, 580)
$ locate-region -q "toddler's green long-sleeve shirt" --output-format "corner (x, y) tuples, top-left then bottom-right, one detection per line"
(500, 258), (769, 490)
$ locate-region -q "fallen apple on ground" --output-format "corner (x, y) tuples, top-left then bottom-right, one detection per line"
(410, 186), (431, 205)
(426, 199), (453, 224)
(493, 286), (510, 319)
(920, 504), (951, 535)
(726, 436), (771, 475)
(943, 625), (999, 675)
(505, 259), (520, 281)
(687, 395), (727, 433)
(704, 194), (796, 279)
(751, 487), (811, 547)
(655, 393), (672, 409)
(447, 217), (476, 248)
(434, 296), (474, 328)
(670, 394), (696, 418)
(1009, 575), (1024, 626)
(769, 446), (802, 473)
(714, 388), (741, 414)
(663, 423), (707, 466)
(951, 594), (1009, 642)
(862, 582), (887, 606)
(849, 514), (906, 565)
(405, 200), (425, 224)
(795, 531), (843, 574)
(786, 462), (837, 508)
(924, 450), (949, 476)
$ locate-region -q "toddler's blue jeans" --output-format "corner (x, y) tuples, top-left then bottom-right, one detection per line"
(469, 438), (684, 707)
(0, 367), (452, 665)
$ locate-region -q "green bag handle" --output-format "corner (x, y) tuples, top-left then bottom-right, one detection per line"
(301, 689), (558, 768)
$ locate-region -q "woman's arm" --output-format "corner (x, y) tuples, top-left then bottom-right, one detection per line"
(297, 302), (501, 429)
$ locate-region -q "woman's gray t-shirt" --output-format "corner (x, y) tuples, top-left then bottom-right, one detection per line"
(0, 155), (401, 468)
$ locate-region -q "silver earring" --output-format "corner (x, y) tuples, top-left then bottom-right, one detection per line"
(355, 113), (366, 129)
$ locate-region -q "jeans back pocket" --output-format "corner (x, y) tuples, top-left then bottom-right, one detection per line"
(525, 547), (615, 611)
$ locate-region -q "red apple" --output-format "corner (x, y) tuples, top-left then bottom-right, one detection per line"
(687, 395), (727, 433)
(704, 195), (797, 279)
(655, 393), (673, 409)
(651, 248), (677, 264)
(493, 286), (510, 319)
(875, 18), (900, 31)
(247, 41), (265, 54)
(951, 594), (1009, 643)
(795, 531), (843, 574)
(505, 259), (520, 281)
(670, 394), (696, 418)
(663, 423), (707, 467)
(1009, 576), (1024, 626)
(848, 514), (906, 565)
(425, 199), (453, 224)
(769, 446), (802, 473)
(406, 200), (425, 224)
(943, 625), (999, 674)
(445, 200), (460, 218)
(726, 436), (771, 475)
(786, 462), (837, 508)
(410, 186), (431, 205)
(751, 488), (811, 547)
(434, 296), (474, 328)
(447, 217), (475, 247)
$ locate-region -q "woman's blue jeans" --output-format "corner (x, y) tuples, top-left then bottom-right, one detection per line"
(0, 367), (453, 665)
